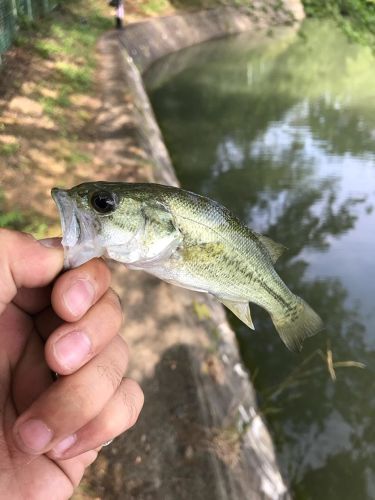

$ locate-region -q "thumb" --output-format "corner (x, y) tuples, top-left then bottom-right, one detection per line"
(0, 229), (64, 314)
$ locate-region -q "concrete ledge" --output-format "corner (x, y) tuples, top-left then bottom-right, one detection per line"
(123, 4), (303, 73)
(81, 4), (304, 498)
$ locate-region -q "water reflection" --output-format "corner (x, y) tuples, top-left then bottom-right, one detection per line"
(145, 20), (375, 499)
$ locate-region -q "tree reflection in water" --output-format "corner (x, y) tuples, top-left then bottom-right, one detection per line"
(145, 19), (375, 499)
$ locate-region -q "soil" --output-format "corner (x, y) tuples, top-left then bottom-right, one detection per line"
(0, 0), (171, 231)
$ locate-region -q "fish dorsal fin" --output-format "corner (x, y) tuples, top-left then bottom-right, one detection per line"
(255, 233), (286, 264)
(217, 298), (255, 330)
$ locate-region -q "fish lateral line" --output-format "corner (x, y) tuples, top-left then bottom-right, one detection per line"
(172, 210), (284, 268)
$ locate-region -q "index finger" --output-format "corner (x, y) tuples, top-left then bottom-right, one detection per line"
(51, 258), (112, 322)
(12, 238), (62, 314)
(0, 230), (63, 316)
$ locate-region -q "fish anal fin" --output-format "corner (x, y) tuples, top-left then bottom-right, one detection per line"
(255, 233), (287, 264)
(218, 298), (255, 330)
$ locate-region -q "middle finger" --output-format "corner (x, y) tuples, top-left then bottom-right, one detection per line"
(45, 288), (123, 375)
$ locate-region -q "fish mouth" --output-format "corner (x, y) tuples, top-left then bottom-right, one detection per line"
(51, 188), (80, 248)
(52, 187), (103, 268)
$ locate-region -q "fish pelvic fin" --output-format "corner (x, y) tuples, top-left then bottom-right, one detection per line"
(255, 233), (287, 264)
(272, 296), (323, 352)
(218, 298), (255, 330)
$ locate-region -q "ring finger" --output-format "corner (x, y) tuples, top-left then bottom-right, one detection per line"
(13, 334), (128, 455)
(50, 378), (144, 460)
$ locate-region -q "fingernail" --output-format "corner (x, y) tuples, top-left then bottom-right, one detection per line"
(54, 331), (92, 370)
(63, 279), (95, 317)
(52, 434), (77, 456)
(16, 419), (53, 454)
(39, 237), (62, 248)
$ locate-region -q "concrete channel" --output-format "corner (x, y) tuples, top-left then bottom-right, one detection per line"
(82, 3), (304, 498)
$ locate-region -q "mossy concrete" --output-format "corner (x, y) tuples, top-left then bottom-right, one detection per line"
(79, 4), (304, 498)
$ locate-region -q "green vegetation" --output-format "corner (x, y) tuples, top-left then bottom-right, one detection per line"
(302, 0), (375, 50)
(56, 62), (92, 91)
(0, 205), (24, 229)
(0, 191), (48, 237)
(139, 0), (171, 15)
(0, 0), (112, 239)
(16, 0), (112, 131)
(0, 142), (20, 156)
(136, 0), (251, 15)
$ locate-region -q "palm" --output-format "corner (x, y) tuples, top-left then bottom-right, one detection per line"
(0, 294), (96, 499)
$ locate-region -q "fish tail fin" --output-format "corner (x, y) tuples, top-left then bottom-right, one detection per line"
(271, 296), (323, 352)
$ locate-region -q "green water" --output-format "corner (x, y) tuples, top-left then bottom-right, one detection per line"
(144, 20), (375, 499)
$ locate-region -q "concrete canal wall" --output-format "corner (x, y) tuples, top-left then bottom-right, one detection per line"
(84, 3), (304, 498)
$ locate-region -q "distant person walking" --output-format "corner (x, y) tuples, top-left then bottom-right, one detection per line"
(108, 0), (124, 29)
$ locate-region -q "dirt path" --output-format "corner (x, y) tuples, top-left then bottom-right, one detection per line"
(0, 0), (163, 236)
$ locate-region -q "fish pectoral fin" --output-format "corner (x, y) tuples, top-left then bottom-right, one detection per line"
(141, 200), (178, 236)
(254, 233), (287, 264)
(217, 298), (255, 330)
(138, 201), (183, 262)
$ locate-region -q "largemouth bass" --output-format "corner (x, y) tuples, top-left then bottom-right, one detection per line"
(52, 181), (323, 351)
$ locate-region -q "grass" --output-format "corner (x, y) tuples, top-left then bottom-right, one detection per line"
(0, 191), (48, 237)
(139, 0), (172, 15)
(260, 343), (366, 408)
(0, 142), (20, 156)
(0, 0), (114, 238)
(56, 62), (92, 91)
(0, 209), (24, 229)
(21, 6), (110, 115)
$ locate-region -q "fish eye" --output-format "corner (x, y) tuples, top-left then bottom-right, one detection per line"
(90, 191), (118, 214)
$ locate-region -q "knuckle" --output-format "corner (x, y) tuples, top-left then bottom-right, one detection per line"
(97, 359), (125, 392)
(103, 290), (123, 328)
(95, 337), (128, 391)
(126, 394), (140, 428)
(0, 229), (17, 263)
(109, 288), (123, 309)
(117, 334), (129, 355)
(101, 414), (118, 439)
(0, 230), (22, 300)
(112, 335), (129, 364)
(121, 380), (144, 429)
(107, 288), (124, 329)
(0, 228), (27, 245)
(0, 228), (12, 246)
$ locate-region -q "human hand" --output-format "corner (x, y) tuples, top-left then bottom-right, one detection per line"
(0, 229), (144, 499)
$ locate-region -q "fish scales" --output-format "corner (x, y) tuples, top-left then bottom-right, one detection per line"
(155, 187), (293, 309)
(52, 181), (323, 351)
